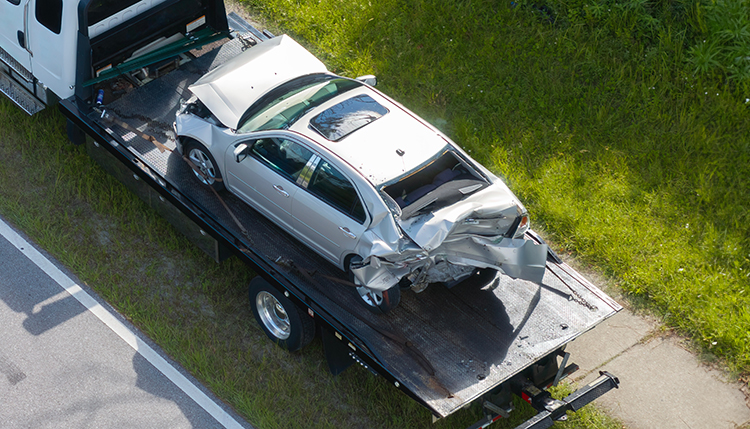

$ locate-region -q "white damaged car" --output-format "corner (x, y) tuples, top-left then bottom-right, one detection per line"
(175, 35), (548, 313)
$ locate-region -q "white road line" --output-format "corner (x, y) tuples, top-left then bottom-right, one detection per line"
(0, 218), (246, 429)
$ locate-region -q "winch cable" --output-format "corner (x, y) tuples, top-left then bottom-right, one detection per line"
(96, 109), (250, 239)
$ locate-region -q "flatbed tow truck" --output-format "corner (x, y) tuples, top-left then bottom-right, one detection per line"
(1, 1), (621, 427)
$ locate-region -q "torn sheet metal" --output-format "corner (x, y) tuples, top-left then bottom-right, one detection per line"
(349, 185), (549, 292)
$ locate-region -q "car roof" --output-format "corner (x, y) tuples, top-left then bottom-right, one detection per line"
(190, 34), (450, 185)
(291, 87), (450, 186)
(189, 35), (327, 129)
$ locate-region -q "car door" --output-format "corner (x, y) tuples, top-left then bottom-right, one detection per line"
(292, 157), (368, 266)
(1, 0), (33, 77)
(225, 137), (313, 233)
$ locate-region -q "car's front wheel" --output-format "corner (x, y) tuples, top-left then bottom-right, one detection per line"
(184, 139), (224, 191)
(347, 255), (401, 314)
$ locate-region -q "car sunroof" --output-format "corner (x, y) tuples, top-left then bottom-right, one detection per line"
(309, 94), (388, 141)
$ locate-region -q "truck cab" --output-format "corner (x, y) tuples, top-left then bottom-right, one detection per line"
(0, 0), (227, 114)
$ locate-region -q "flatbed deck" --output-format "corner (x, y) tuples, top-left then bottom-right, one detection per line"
(65, 27), (621, 419)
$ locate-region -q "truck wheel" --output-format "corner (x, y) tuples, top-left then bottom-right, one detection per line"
(248, 277), (314, 352)
(184, 140), (224, 191)
(347, 255), (401, 314)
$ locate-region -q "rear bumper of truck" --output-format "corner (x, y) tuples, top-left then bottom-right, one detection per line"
(471, 372), (620, 429)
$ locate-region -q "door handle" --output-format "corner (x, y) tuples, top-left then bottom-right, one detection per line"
(273, 184), (289, 197)
(339, 226), (356, 239)
(21, 2), (32, 55)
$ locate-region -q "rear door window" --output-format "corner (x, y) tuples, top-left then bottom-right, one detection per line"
(307, 160), (366, 223)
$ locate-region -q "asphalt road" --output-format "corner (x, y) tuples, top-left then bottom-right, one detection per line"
(3, 205), (749, 429)
(0, 217), (252, 429)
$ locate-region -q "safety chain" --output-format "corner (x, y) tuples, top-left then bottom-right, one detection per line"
(547, 267), (598, 311)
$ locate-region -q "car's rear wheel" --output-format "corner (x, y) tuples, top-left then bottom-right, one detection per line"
(355, 284), (401, 314)
(347, 255), (401, 314)
(184, 139), (224, 191)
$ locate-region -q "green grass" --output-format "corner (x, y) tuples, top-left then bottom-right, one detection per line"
(3, 0), (749, 426)
(239, 0), (750, 374)
(0, 92), (621, 426)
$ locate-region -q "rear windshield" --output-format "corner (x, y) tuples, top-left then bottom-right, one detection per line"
(383, 151), (488, 218)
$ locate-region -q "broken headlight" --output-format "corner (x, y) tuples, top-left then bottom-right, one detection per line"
(514, 214), (530, 238)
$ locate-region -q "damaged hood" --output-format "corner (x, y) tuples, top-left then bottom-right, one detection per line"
(189, 35), (327, 129)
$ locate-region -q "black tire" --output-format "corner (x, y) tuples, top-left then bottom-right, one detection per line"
(184, 139), (224, 191)
(358, 284), (401, 314)
(248, 277), (314, 352)
(347, 255), (401, 314)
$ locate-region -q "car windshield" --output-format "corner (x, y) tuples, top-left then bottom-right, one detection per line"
(382, 150), (489, 219)
(237, 75), (362, 133)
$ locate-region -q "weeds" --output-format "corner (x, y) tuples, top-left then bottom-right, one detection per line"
(1, 0), (748, 427)
(239, 0), (750, 374)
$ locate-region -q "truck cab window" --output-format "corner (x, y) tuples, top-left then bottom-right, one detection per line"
(87, 0), (141, 26)
(6, 0), (21, 6)
(36, 0), (63, 34)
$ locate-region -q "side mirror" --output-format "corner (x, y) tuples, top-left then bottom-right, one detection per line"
(234, 143), (250, 163)
(356, 75), (377, 87)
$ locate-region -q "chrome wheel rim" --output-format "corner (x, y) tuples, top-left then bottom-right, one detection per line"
(188, 148), (217, 185)
(256, 291), (291, 340)
(356, 285), (384, 308)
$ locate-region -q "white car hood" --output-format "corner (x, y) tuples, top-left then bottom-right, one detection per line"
(189, 35), (328, 129)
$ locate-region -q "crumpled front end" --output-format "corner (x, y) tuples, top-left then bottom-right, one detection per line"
(349, 195), (549, 293)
